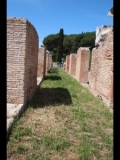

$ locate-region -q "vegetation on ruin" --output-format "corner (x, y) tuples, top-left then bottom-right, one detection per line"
(7, 68), (113, 160)
(43, 29), (95, 62)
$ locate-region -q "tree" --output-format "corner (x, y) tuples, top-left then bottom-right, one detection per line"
(43, 34), (59, 52)
(57, 28), (64, 62)
(42, 30), (95, 62)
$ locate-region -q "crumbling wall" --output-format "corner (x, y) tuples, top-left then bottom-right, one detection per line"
(89, 30), (113, 107)
(49, 55), (52, 70)
(76, 47), (90, 83)
(37, 47), (46, 78)
(46, 52), (50, 74)
(69, 53), (77, 76)
(7, 18), (39, 104)
(66, 55), (70, 72)
(45, 53), (52, 74)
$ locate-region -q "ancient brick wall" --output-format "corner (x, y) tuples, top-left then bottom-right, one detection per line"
(49, 55), (52, 70)
(37, 47), (46, 78)
(89, 48), (99, 90)
(66, 55), (70, 72)
(69, 53), (77, 76)
(7, 18), (39, 104)
(89, 30), (113, 107)
(46, 52), (52, 74)
(46, 52), (50, 74)
(76, 47), (90, 83)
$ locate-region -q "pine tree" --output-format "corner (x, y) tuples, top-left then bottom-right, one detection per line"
(57, 28), (64, 62)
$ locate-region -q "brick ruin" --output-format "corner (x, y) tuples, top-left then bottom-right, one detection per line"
(7, 18), (52, 105)
(69, 53), (77, 76)
(76, 48), (90, 83)
(37, 47), (46, 78)
(7, 18), (39, 105)
(64, 30), (113, 108)
(7, 17), (113, 109)
(89, 30), (113, 108)
(46, 52), (52, 74)
(66, 55), (70, 72)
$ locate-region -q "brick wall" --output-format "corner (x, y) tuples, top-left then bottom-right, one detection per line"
(7, 18), (39, 105)
(66, 55), (70, 72)
(37, 47), (46, 78)
(69, 53), (77, 76)
(46, 53), (49, 74)
(46, 52), (51, 74)
(76, 47), (90, 83)
(49, 55), (52, 69)
(89, 48), (99, 90)
(89, 30), (113, 107)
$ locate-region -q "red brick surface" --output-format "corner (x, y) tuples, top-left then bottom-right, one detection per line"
(66, 55), (70, 72)
(7, 18), (39, 104)
(89, 30), (113, 107)
(76, 47), (90, 83)
(37, 47), (46, 78)
(69, 53), (77, 76)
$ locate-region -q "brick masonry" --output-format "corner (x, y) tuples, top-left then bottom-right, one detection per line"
(7, 17), (39, 105)
(66, 55), (70, 72)
(46, 53), (49, 74)
(89, 30), (113, 107)
(76, 47), (90, 83)
(46, 53), (52, 74)
(69, 53), (77, 76)
(37, 47), (46, 78)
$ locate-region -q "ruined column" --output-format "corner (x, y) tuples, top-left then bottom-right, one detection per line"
(76, 47), (90, 83)
(7, 18), (39, 105)
(66, 55), (70, 72)
(69, 53), (77, 76)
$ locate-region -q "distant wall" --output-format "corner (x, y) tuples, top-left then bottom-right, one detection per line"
(7, 18), (39, 104)
(66, 55), (70, 72)
(46, 53), (51, 74)
(69, 53), (77, 76)
(76, 47), (90, 83)
(37, 47), (46, 78)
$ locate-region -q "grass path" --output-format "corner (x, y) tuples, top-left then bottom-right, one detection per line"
(7, 68), (113, 160)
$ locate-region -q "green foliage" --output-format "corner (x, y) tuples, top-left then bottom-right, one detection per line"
(43, 30), (95, 62)
(57, 28), (64, 62)
(43, 34), (59, 52)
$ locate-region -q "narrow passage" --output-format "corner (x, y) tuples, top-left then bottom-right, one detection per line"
(7, 68), (113, 160)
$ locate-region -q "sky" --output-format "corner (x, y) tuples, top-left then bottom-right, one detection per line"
(7, 0), (113, 46)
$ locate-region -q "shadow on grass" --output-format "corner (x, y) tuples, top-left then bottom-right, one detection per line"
(48, 68), (59, 74)
(44, 75), (62, 81)
(29, 87), (73, 108)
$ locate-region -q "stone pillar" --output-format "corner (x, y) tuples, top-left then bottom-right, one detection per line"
(46, 52), (50, 74)
(66, 55), (70, 72)
(69, 53), (77, 76)
(7, 18), (39, 105)
(89, 48), (99, 91)
(37, 47), (46, 78)
(76, 47), (90, 83)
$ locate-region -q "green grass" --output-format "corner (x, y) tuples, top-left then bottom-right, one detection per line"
(7, 67), (113, 160)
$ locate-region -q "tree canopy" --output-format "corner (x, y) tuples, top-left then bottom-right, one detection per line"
(43, 29), (95, 62)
